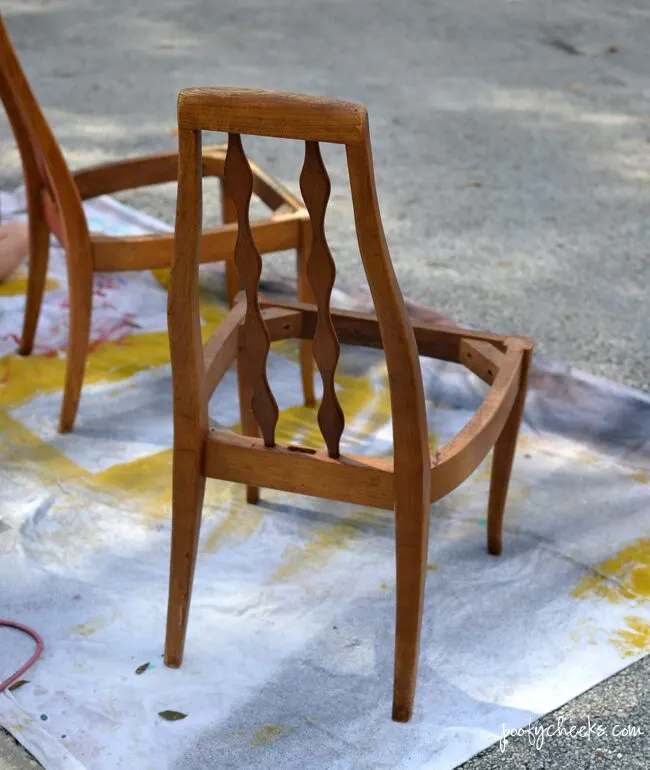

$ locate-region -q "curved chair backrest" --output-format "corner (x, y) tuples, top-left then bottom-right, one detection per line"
(0, 13), (86, 246)
(172, 87), (430, 491)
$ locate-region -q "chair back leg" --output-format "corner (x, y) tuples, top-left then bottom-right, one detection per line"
(487, 343), (532, 555)
(19, 198), (49, 355)
(392, 464), (431, 722)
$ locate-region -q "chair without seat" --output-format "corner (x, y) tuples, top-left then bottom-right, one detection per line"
(0, 14), (314, 432)
(165, 87), (533, 722)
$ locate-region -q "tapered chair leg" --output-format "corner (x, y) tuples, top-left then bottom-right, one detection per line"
(165, 455), (206, 667)
(59, 255), (93, 433)
(487, 345), (532, 556)
(19, 200), (50, 356)
(392, 492), (430, 722)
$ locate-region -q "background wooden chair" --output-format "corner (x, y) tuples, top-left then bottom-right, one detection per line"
(165, 87), (533, 722)
(0, 14), (314, 432)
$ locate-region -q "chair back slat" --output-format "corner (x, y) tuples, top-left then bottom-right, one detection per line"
(223, 132), (279, 447)
(299, 140), (344, 458)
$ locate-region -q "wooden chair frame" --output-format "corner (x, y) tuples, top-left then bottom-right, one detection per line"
(165, 87), (533, 722)
(0, 15), (314, 432)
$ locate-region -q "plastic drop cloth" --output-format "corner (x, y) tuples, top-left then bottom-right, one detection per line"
(0, 189), (649, 769)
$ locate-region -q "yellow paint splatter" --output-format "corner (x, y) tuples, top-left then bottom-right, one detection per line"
(151, 267), (227, 329)
(609, 616), (650, 658)
(96, 449), (171, 493)
(0, 272), (59, 297)
(275, 367), (377, 451)
(272, 522), (359, 582)
(575, 449), (599, 466)
(150, 268), (171, 291)
(250, 724), (291, 747)
(270, 338), (301, 365)
(0, 331), (171, 409)
(70, 617), (107, 637)
(0, 411), (88, 484)
(70, 624), (96, 637)
(571, 539), (650, 604)
(444, 488), (474, 511)
(472, 456), (493, 483)
(96, 451), (249, 531)
(271, 508), (386, 583)
(274, 403), (321, 449)
(508, 484), (530, 507)
(358, 364), (392, 441)
(0, 270), (226, 411)
(201, 499), (263, 554)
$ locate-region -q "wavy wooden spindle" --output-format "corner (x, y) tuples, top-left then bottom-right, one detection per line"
(224, 133), (279, 447)
(300, 141), (345, 458)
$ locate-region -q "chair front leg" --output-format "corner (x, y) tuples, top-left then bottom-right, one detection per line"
(59, 241), (93, 433)
(19, 185), (50, 356)
(165, 449), (207, 666)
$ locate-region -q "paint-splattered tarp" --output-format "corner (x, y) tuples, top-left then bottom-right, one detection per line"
(0, 189), (648, 770)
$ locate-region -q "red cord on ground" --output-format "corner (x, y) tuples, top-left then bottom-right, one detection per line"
(0, 620), (44, 692)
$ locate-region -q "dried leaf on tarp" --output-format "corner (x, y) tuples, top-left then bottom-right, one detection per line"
(158, 710), (187, 721)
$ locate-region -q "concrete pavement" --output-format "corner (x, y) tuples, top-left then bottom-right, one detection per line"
(1, 1), (648, 767)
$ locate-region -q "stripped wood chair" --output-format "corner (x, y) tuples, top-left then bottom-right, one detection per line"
(0, 14), (313, 432)
(164, 87), (533, 722)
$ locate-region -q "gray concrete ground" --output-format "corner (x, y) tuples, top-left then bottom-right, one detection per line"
(1, 0), (649, 767)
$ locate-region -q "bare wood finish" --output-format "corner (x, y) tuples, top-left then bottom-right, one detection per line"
(300, 141), (344, 458)
(487, 342), (532, 556)
(258, 299), (515, 359)
(297, 217), (316, 408)
(203, 300), (302, 398)
(204, 429), (394, 509)
(202, 299), (247, 398)
(179, 87), (367, 144)
(224, 133), (279, 448)
(219, 182), (240, 308)
(0, 15), (311, 431)
(165, 87), (533, 724)
(220, 182), (259, 504)
(260, 307), (303, 342)
(91, 214), (302, 272)
(165, 125), (207, 667)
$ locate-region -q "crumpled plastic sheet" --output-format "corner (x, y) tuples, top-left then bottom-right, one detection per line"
(0, 189), (648, 769)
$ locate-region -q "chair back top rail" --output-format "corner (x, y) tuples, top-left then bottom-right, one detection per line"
(178, 87), (367, 145)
